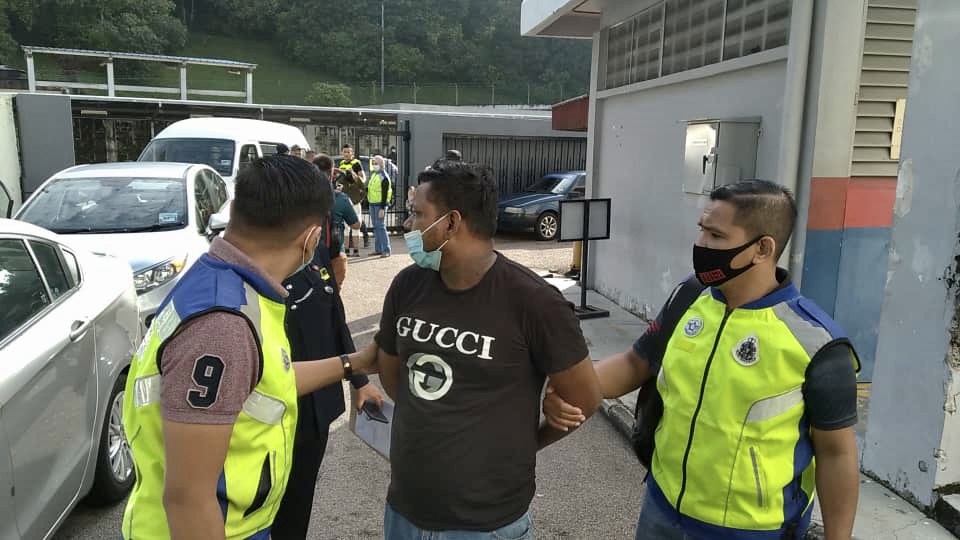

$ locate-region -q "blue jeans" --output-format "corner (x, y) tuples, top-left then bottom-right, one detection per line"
(384, 503), (534, 540)
(371, 203), (390, 254)
(635, 495), (696, 540)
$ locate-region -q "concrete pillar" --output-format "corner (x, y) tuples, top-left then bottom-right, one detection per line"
(25, 53), (35, 92)
(246, 71), (254, 104)
(106, 60), (115, 97)
(862, 0), (960, 512)
(179, 64), (188, 101)
(799, 0), (899, 382)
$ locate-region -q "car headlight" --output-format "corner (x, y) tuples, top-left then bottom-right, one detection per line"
(134, 257), (187, 295)
(503, 206), (525, 215)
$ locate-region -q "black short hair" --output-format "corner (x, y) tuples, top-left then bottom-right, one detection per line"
(276, 143), (289, 155)
(314, 154), (334, 172)
(232, 155), (332, 238)
(417, 160), (497, 238)
(342, 143), (353, 150)
(710, 179), (797, 258)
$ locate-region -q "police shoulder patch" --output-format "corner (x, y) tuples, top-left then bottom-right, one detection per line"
(683, 317), (704, 337)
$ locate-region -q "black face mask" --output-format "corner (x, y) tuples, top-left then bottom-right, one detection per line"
(692, 236), (764, 287)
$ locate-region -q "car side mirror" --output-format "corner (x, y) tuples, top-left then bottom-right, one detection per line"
(208, 211), (229, 234)
(569, 189), (585, 199)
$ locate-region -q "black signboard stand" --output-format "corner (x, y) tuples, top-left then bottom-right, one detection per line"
(559, 198), (611, 320)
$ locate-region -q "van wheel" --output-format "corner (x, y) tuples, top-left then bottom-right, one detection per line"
(86, 372), (135, 506)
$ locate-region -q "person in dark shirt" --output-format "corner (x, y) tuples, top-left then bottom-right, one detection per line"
(271, 167), (383, 538)
(373, 160), (602, 539)
(315, 154), (361, 288)
(544, 180), (860, 540)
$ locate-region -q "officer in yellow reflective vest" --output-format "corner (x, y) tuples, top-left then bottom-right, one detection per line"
(339, 143), (367, 257)
(367, 154), (393, 257)
(120, 155), (378, 540)
(544, 180), (861, 539)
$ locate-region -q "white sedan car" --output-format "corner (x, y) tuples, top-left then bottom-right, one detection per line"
(15, 162), (230, 329)
(0, 218), (140, 539)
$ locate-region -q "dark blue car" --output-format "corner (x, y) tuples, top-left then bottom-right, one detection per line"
(497, 171), (586, 241)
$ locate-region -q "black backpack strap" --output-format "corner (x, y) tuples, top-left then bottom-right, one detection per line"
(651, 275), (708, 366)
(632, 275), (706, 470)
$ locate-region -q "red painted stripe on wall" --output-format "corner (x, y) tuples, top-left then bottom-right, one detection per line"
(844, 177), (897, 229)
(807, 177), (849, 231)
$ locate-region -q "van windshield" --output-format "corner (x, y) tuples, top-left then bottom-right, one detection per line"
(139, 138), (236, 176)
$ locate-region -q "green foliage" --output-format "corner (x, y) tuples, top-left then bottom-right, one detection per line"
(0, 0), (590, 104)
(272, 0), (589, 88)
(0, 0), (19, 63)
(305, 81), (351, 107)
(10, 0), (187, 54)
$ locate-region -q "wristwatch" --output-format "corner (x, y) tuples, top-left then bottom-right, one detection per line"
(340, 354), (353, 380)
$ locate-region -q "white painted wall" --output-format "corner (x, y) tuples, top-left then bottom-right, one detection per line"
(588, 59), (788, 317)
(0, 93), (22, 215)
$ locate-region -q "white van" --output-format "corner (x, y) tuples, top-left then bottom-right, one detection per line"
(138, 118), (311, 195)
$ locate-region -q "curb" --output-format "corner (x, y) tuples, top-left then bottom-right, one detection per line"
(598, 397), (827, 539)
(599, 397), (635, 440)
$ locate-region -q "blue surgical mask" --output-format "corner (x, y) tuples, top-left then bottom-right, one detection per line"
(404, 213), (450, 271)
(290, 225), (320, 278)
(372, 164), (381, 172)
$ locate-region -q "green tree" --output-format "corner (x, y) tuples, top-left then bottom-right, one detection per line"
(176, 0), (279, 38)
(10, 0), (186, 54)
(278, 1), (380, 78)
(0, 0), (19, 64)
(305, 81), (351, 107)
(386, 43), (423, 83)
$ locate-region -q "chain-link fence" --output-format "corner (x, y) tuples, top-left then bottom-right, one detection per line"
(345, 82), (588, 107)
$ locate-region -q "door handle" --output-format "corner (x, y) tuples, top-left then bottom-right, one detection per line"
(69, 318), (92, 342)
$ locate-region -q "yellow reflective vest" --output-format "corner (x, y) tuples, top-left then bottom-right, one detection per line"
(648, 280), (859, 537)
(121, 254), (298, 540)
(367, 171), (392, 205)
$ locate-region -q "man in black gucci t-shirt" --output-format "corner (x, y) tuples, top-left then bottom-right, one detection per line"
(374, 161), (602, 539)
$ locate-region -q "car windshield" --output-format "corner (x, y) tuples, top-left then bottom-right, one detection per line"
(140, 138), (236, 176)
(18, 176), (188, 234)
(524, 175), (575, 194)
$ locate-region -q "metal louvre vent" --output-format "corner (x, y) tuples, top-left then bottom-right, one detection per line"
(601, 0), (791, 91)
(722, 0), (791, 62)
(604, 3), (664, 89)
(852, 0), (917, 177)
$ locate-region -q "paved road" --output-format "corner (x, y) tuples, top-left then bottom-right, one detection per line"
(56, 235), (647, 539)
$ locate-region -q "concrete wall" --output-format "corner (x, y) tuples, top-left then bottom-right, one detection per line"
(0, 93), (22, 215)
(798, 0), (896, 381)
(862, 0), (960, 508)
(588, 58), (787, 317)
(400, 112), (581, 172)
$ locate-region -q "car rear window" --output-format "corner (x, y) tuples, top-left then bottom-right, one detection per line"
(0, 239), (51, 342)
